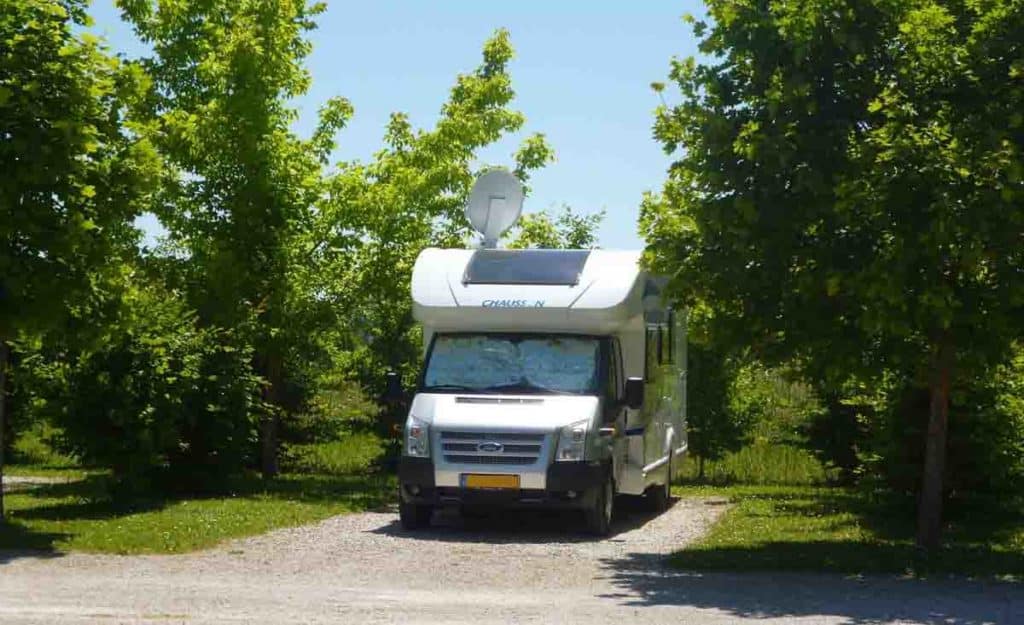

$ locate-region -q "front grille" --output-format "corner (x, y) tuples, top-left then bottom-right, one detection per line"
(444, 455), (536, 465)
(440, 431), (546, 466)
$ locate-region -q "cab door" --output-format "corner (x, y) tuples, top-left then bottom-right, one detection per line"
(602, 338), (629, 488)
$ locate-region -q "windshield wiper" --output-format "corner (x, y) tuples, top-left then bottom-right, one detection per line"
(483, 382), (578, 396)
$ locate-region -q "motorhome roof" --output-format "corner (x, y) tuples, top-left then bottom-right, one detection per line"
(411, 248), (652, 333)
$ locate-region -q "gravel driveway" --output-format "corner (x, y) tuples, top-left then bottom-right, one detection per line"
(1, 497), (1021, 624)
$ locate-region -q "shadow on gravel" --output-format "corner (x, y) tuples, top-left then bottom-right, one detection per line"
(371, 495), (670, 544)
(597, 553), (1024, 624)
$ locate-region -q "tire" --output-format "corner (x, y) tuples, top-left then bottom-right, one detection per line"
(648, 453), (673, 513)
(459, 504), (489, 520)
(399, 500), (433, 530)
(584, 471), (614, 536)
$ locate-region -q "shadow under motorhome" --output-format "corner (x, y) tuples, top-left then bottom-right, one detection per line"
(397, 247), (687, 535)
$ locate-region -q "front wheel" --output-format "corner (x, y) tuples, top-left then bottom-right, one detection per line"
(584, 472), (614, 536)
(399, 500), (433, 530)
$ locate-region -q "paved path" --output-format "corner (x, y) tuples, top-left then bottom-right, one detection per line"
(2, 476), (74, 493)
(1, 498), (1021, 624)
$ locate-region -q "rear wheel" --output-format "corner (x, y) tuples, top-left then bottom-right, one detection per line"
(584, 472), (614, 536)
(648, 453), (673, 513)
(399, 500), (434, 530)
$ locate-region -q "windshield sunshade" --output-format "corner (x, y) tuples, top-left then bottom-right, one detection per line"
(463, 249), (590, 286)
(423, 334), (601, 395)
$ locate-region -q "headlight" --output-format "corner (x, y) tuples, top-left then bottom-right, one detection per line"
(555, 419), (589, 462)
(404, 416), (430, 458)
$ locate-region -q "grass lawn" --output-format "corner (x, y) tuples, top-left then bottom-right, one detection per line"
(1, 470), (394, 555)
(677, 442), (834, 486)
(672, 483), (1024, 580)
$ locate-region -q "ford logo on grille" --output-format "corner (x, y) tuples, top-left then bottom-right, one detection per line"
(477, 442), (504, 453)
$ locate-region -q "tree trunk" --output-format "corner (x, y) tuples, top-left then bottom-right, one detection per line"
(259, 414), (278, 478)
(260, 352), (283, 478)
(698, 455), (706, 482)
(916, 340), (953, 550)
(0, 340), (9, 521)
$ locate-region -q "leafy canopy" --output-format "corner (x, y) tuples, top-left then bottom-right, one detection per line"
(643, 0), (1024, 379)
(506, 205), (605, 249)
(1, 0), (158, 339)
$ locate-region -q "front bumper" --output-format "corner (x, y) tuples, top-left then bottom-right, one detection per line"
(398, 457), (607, 509)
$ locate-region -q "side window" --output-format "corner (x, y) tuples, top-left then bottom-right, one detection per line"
(645, 327), (658, 381)
(665, 310), (675, 364)
(606, 338), (622, 400)
(614, 338), (623, 396)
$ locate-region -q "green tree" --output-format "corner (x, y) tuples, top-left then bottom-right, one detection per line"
(0, 0), (157, 516)
(506, 205), (604, 249)
(117, 0), (352, 476)
(643, 1), (1024, 548)
(310, 30), (553, 391)
(33, 281), (263, 491)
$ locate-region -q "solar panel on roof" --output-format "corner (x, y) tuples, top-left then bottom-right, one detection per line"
(463, 249), (591, 286)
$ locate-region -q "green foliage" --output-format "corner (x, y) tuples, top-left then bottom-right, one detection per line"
(858, 349), (1024, 496)
(0, 0), (158, 516)
(311, 29), (553, 391)
(6, 3), (554, 492)
(645, 0), (1024, 546)
(32, 284), (263, 490)
(731, 362), (822, 447)
(803, 384), (871, 486)
(281, 434), (385, 476)
(10, 421), (76, 467)
(686, 343), (745, 471)
(679, 443), (833, 486)
(645, 0), (1024, 374)
(116, 0), (355, 475)
(0, 0), (158, 339)
(683, 309), (749, 477)
(286, 374), (379, 444)
(943, 352), (1024, 494)
(506, 205), (605, 249)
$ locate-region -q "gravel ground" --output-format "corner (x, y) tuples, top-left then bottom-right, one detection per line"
(1, 496), (1021, 624)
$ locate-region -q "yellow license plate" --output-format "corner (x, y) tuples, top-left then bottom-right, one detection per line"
(463, 474), (520, 490)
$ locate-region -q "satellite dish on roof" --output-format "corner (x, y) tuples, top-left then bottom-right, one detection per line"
(466, 168), (524, 248)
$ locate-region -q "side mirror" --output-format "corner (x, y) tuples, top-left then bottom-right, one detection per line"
(384, 371), (403, 403)
(624, 377), (644, 410)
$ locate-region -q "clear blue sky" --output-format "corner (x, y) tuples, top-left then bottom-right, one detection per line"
(88, 0), (705, 250)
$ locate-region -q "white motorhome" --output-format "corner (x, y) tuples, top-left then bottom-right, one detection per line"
(397, 246), (687, 534)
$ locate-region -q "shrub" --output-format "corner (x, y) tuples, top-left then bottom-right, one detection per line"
(686, 334), (748, 480)
(731, 362), (823, 446)
(10, 421), (77, 467)
(46, 286), (264, 492)
(860, 351), (1024, 497)
(284, 373), (380, 444)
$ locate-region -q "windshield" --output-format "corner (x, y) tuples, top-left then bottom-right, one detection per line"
(422, 334), (602, 395)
